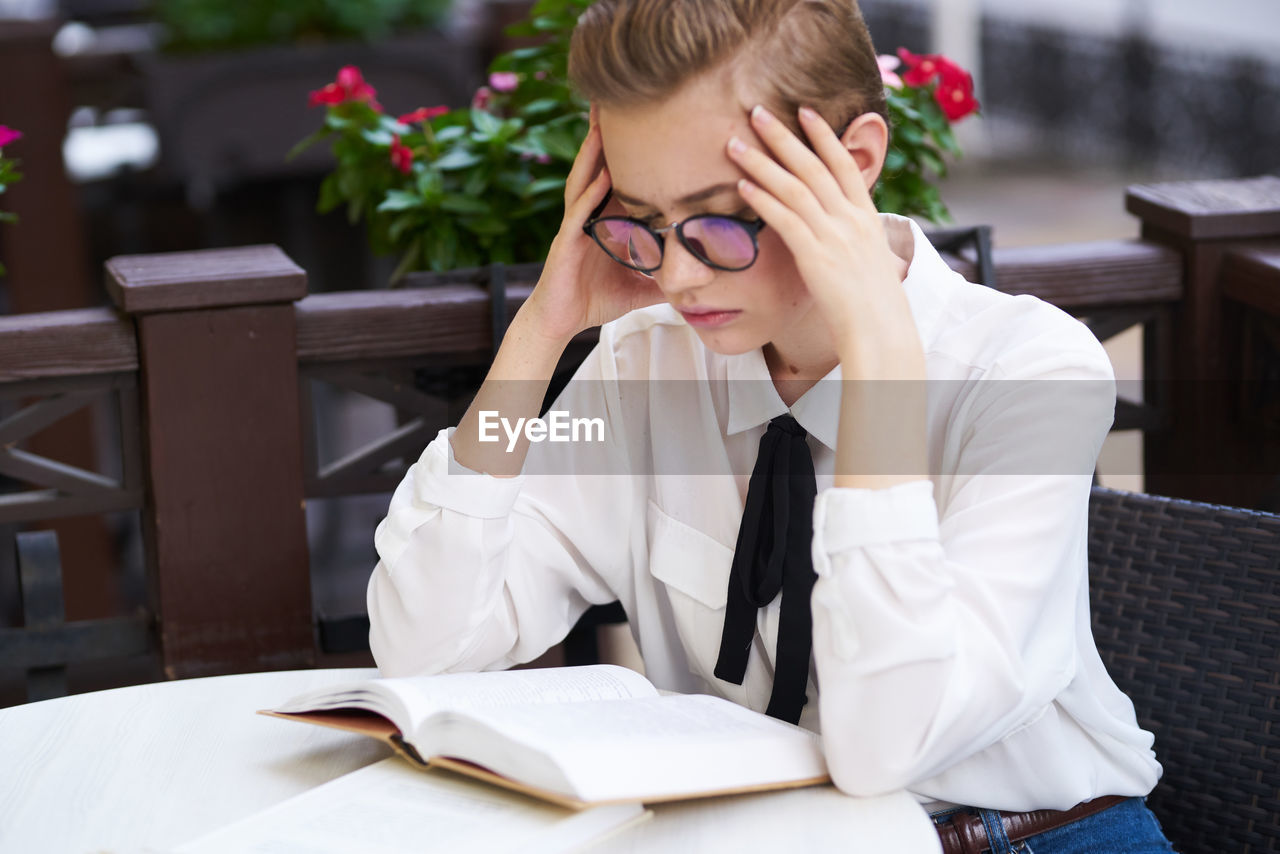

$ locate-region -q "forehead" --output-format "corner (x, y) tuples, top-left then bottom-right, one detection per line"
(597, 70), (762, 209)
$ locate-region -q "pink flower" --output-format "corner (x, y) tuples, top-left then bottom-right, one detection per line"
(471, 86), (492, 111)
(877, 54), (903, 89)
(398, 106), (449, 124)
(0, 126), (23, 148)
(488, 71), (519, 93)
(389, 135), (413, 174)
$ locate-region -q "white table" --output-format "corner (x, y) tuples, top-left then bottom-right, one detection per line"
(0, 669), (942, 853)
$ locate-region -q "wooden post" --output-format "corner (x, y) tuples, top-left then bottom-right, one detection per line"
(106, 245), (314, 678)
(1127, 175), (1280, 506)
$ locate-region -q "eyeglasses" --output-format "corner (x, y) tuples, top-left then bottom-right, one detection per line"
(581, 190), (767, 275)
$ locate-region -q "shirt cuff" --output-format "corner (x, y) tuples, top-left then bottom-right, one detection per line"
(813, 479), (939, 559)
(412, 427), (526, 520)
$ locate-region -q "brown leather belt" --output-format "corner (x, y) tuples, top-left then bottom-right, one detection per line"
(934, 795), (1128, 854)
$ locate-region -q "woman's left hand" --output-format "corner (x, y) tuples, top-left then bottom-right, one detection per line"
(727, 105), (925, 381)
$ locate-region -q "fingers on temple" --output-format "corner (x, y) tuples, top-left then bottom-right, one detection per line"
(796, 107), (874, 213)
(728, 138), (826, 227)
(565, 123), (603, 204)
(736, 179), (814, 254)
(747, 105), (847, 215)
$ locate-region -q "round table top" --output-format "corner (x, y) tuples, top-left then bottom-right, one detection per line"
(0, 668), (940, 854)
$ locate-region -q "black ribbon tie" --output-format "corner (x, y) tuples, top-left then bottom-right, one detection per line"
(713, 414), (818, 724)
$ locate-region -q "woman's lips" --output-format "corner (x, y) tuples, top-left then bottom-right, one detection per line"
(678, 307), (742, 328)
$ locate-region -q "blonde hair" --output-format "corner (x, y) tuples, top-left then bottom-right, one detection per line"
(568, 0), (888, 138)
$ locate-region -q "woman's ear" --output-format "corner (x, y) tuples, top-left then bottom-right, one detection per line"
(839, 113), (890, 190)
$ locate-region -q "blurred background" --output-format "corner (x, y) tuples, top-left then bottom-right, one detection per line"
(0, 0), (1276, 698)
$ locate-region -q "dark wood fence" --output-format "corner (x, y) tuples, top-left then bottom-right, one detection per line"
(0, 175), (1277, 697)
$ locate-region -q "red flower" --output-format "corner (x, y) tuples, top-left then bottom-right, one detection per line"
(397, 106), (450, 125)
(934, 63), (980, 121)
(389, 135), (413, 174)
(895, 49), (980, 121)
(308, 83), (345, 107)
(308, 65), (381, 111)
(471, 86), (492, 111)
(897, 48), (942, 87)
(0, 126), (22, 148)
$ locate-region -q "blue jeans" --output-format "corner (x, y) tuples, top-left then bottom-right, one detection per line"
(934, 797), (1177, 853)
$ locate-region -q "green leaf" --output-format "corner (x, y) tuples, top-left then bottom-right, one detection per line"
(324, 113), (352, 131)
(287, 128), (330, 162)
(494, 169), (533, 195)
(361, 128), (395, 146)
(389, 237), (423, 285)
(493, 117), (526, 144)
(509, 46), (550, 61)
(533, 126), (580, 161)
(463, 167), (491, 197)
(919, 147), (946, 176)
(435, 126), (466, 144)
(518, 98), (562, 116)
(896, 124), (925, 147)
(434, 148), (485, 171)
(440, 194), (492, 215)
(935, 129), (963, 157)
(455, 243), (483, 269)
(317, 175), (344, 212)
(388, 215), (421, 244)
(523, 176), (566, 197)
(459, 216), (508, 236)
(471, 108), (503, 137)
(377, 190), (425, 212)
(425, 221), (458, 271)
(530, 15), (564, 31)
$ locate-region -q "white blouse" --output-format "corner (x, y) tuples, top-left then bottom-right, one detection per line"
(368, 215), (1162, 811)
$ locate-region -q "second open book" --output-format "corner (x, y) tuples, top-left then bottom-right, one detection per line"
(265, 664), (830, 809)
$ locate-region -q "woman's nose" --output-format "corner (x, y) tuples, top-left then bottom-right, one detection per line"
(656, 234), (715, 294)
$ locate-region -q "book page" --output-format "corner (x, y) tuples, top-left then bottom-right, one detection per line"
(174, 758), (647, 854)
(438, 694), (828, 802)
(274, 665), (657, 737)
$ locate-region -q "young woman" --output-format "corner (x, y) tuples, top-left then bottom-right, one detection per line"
(369, 1), (1174, 850)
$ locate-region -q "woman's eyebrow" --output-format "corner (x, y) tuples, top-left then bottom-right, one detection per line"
(613, 182), (740, 209)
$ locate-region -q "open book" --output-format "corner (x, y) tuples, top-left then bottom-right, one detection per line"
(175, 757), (649, 854)
(264, 664), (830, 809)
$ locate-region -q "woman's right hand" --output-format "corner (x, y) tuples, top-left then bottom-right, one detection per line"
(519, 111), (666, 345)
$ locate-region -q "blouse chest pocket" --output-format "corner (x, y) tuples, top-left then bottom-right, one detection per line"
(646, 500), (735, 682)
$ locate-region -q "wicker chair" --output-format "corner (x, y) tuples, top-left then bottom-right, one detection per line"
(1087, 487), (1280, 854)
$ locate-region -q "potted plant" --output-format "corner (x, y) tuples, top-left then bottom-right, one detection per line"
(296, 0), (981, 282)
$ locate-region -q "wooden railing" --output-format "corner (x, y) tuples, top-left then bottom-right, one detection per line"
(0, 175), (1277, 694)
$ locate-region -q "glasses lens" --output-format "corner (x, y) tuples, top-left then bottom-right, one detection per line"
(682, 217), (757, 270)
(591, 220), (662, 271)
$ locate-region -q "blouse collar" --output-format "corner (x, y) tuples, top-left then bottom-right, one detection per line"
(724, 214), (957, 450)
